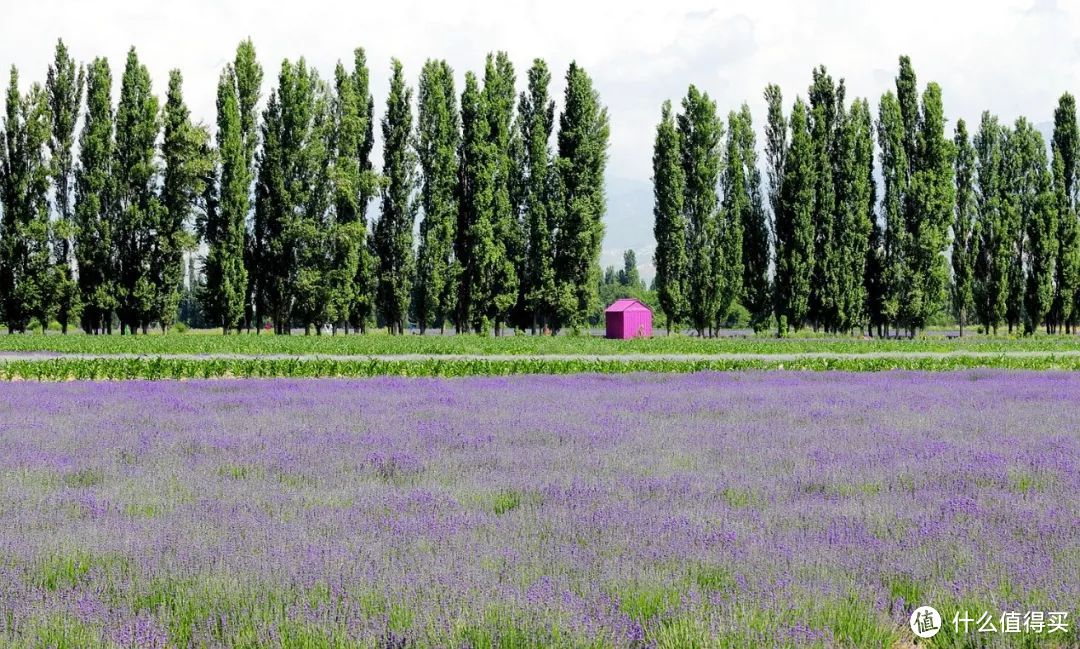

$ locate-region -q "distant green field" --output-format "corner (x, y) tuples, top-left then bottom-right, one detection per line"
(2, 330), (1080, 356)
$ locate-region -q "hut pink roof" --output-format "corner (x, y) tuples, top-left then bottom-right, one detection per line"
(604, 298), (652, 313)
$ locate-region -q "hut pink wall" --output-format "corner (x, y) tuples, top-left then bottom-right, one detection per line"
(605, 302), (652, 339)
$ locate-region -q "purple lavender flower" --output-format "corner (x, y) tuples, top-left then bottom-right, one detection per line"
(0, 371), (1075, 646)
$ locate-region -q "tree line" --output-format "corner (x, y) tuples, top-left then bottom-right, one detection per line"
(653, 56), (1080, 337)
(0, 39), (609, 335)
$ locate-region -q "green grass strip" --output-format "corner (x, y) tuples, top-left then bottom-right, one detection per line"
(5, 331), (1080, 356)
(2, 354), (1080, 381)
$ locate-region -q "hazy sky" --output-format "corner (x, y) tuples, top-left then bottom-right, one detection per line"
(2, 0), (1078, 272)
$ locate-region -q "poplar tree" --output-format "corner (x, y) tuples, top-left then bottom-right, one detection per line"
(253, 90), (283, 332)
(1, 70), (55, 333)
(876, 92), (908, 334)
(617, 249), (642, 288)
(231, 39), (263, 331)
(774, 98), (815, 334)
(865, 215), (887, 336)
(652, 99), (686, 333)
(329, 53), (377, 334)
(835, 98), (875, 333)
(807, 67), (839, 330)
(158, 70), (210, 332)
(1010, 119), (1056, 334)
(233, 40), (262, 165)
(519, 59), (557, 332)
(74, 57), (115, 334)
(677, 85), (721, 336)
(373, 59), (415, 334)
(552, 62), (608, 331)
(973, 112), (1007, 333)
(289, 74), (334, 334)
(763, 85), (787, 234)
(254, 59), (323, 334)
(45, 39), (83, 333)
(112, 48), (160, 334)
(482, 53), (519, 334)
(731, 105), (770, 331)
(1000, 124), (1026, 332)
(203, 66), (248, 332)
(414, 59), (458, 333)
(1052, 93), (1080, 333)
(906, 80), (955, 334)
(717, 109), (746, 330)
(952, 119), (976, 336)
(338, 49), (376, 334)
(456, 71), (498, 332)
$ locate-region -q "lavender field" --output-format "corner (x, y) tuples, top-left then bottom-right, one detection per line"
(0, 372), (1077, 648)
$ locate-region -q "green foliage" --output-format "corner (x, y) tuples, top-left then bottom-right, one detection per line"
(74, 57), (116, 334)
(717, 108), (745, 330)
(886, 58), (957, 335)
(8, 351), (1080, 381)
(676, 85), (723, 336)
(10, 328), (1080, 355)
(46, 40), (85, 334)
(1053, 93), (1080, 333)
(952, 119), (977, 334)
(774, 99), (815, 334)
(552, 63), (609, 332)
(815, 596), (899, 649)
(616, 250), (642, 290)
(373, 59), (416, 334)
(7, 44), (1080, 346)
(159, 71), (210, 333)
(807, 66), (840, 332)
(973, 112), (1009, 334)
(203, 53), (253, 333)
(1, 68), (56, 334)
(520, 59), (557, 332)
(616, 583), (681, 623)
(876, 91), (908, 334)
(338, 49), (377, 335)
(731, 105), (771, 332)
(1016, 121), (1057, 334)
(456, 72), (498, 333)
(232, 41), (263, 335)
(112, 48), (162, 334)
(415, 59), (459, 333)
(483, 52), (521, 335)
(490, 489), (523, 515)
(253, 58), (328, 334)
(652, 100), (687, 333)
(835, 98), (875, 334)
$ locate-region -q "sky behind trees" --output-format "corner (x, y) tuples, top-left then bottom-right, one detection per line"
(1, 0), (1077, 276)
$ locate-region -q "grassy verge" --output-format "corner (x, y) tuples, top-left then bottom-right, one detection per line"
(5, 331), (1080, 356)
(3, 354), (1080, 380)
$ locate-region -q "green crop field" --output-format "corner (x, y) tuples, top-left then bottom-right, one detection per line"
(3, 353), (1080, 381)
(3, 330), (1080, 356)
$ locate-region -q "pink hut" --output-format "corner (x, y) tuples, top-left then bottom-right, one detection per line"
(605, 299), (653, 339)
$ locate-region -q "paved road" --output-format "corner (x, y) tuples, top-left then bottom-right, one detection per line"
(2, 350), (1080, 362)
